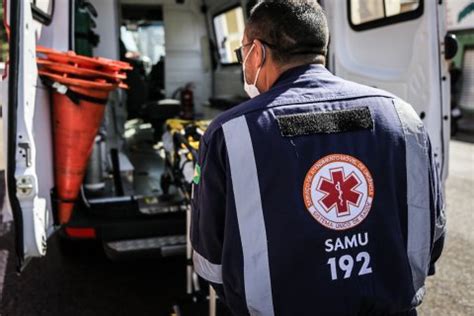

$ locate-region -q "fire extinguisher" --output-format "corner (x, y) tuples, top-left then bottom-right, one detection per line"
(181, 82), (194, 120)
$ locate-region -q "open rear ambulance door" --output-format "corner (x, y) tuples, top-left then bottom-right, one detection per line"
(325, 0), (451, 181)
(2, 0), (69, 269)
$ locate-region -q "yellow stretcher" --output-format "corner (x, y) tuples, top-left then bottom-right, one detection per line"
(161, 119), (210, 197)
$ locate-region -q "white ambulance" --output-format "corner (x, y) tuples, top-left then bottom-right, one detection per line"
(0, 0), (455, 269)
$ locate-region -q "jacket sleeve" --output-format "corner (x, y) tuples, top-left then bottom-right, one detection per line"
(428, 139), (446, 276)
(191, 128), (227, 294)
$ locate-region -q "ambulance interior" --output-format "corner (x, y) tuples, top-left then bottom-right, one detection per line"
(71, 0), (253, 207)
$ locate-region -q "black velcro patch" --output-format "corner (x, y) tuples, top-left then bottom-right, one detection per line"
(276, 107), (373, 137)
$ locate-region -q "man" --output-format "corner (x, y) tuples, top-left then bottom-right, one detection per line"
(191, 1), (445, 315)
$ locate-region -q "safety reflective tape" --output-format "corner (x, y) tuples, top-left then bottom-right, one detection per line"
(393, 99), (431, 302)
(193, 250), (223, 284)
(223, 116), (275, 316)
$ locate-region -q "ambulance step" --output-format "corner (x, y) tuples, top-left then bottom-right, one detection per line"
(104, 235), (186, 259)
(137, 195), (189, 215)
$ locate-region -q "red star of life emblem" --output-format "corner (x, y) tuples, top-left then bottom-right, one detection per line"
(303, 154), (374, 230)
(317, 168), (362, 217)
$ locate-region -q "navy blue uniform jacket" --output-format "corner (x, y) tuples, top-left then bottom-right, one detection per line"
(191, 64), (445, 316)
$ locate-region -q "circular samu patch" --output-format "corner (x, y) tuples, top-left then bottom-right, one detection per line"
(303, 154), (374, 231)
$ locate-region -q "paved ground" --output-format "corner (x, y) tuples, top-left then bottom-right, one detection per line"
(0, 137), (472, 315)
(0, 238), (187, 315)
(418, 138), (474, 316)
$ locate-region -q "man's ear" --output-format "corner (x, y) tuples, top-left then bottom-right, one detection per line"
(251, 39), (265, 68)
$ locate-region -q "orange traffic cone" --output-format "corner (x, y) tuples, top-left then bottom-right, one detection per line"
(52, 90), (108, 223)
(36, 46), (131, 224)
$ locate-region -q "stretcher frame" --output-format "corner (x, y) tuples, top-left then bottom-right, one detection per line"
(163, 120), (218, 316)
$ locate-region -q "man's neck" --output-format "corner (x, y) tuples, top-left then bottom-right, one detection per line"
(278, 62), (321, 76)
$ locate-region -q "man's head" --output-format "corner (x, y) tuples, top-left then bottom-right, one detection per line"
(239, 0), (329, 96)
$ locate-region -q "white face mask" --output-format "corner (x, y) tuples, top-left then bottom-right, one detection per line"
(243, 44), (263, 98)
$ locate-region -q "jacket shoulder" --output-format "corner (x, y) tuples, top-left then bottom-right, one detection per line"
(202, 97), (260, 144)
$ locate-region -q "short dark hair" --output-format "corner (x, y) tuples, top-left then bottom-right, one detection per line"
(247, 0), (329, 65)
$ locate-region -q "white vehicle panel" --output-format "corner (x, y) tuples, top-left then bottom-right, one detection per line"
(327, 1), (450, 181)
(4, 0), (70, 264)
(163, 4), (212, 110)
(15, 0), (48, 258)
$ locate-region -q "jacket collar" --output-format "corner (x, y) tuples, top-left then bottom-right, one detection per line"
(272, 63), (329, 88)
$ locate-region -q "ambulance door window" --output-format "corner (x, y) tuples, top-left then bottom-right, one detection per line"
(349, 0), (422, 31)
(213, 6), (245, 65)
(31, 0), (55, 25)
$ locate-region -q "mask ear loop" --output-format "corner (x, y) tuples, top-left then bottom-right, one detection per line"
(252, 44), (266, 86)
(243, 43), (255, 65)
(243, 42), (265, 87)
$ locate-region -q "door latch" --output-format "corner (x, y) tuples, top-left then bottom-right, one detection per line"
(17, 176), (35, 198)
